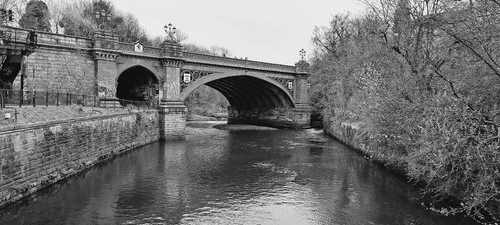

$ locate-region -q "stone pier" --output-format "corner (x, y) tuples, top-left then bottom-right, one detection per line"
(159, 101), (187, 140)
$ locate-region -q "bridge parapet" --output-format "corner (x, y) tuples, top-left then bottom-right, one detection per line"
(116, 42), (163, 55)
(3, 26), (92, 49)
(182, 51), (297, 74)
(2, 27), (304, 76)
(116, 42), (134, 52)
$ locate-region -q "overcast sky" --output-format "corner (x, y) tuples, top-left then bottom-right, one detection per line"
(110, 0), (365, 65)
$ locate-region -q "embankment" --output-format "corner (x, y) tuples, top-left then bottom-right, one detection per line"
(323, 117), (406, 175)
(0, 110), (160, 208)
(324, 116), (500, 221)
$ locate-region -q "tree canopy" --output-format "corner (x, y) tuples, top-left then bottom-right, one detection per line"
(311, 0), (500, 222)
(19, 0), (50, 31)
(54, 0), (150, 43)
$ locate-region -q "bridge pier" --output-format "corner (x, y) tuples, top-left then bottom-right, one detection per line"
(159, 100), (187, 140)
(158, 40), (187, 140)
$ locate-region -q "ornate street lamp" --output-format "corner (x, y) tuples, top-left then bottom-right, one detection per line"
(299, 49), (306, 61)
(95, 9), (111, 30)
(164, 23), (177, 43)
(0, 9), (13, 23)
(0, 8), (13, 45)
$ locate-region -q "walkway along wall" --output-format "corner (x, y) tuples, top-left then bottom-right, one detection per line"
(0, 111), (160, 208)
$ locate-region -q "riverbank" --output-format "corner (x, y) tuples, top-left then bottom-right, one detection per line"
(323, 118), (406, 175)
(186, 113), (227, 122)
(323, 116), (500, 222)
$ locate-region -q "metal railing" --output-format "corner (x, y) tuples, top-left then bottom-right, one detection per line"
(0, 89), (158, 110)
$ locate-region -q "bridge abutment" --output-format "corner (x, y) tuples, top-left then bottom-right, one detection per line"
(93, 31), (121, 107)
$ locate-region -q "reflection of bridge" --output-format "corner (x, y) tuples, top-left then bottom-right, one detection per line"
(0, 27), (311, 139)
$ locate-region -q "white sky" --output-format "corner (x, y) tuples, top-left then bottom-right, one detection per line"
(110, 0), (365, 65)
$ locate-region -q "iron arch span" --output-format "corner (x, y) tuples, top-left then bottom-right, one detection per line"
(116, 66), (159, 105)
(180, 75), (298, 128)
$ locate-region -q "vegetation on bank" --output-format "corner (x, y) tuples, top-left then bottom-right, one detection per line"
(310, 0), (500, 223)
(184, 85), (229, 119)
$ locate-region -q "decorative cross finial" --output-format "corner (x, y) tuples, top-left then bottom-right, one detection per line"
(299, 49), (306, 61)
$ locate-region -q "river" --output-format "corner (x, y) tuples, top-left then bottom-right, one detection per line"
(0, 122), (477, 225)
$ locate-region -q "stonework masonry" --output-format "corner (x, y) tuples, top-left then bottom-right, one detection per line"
(15, 47), (95, 95)
(159, 104), (188, 140)
(0, 111), (160, 208)
(2, 25), (312, 139)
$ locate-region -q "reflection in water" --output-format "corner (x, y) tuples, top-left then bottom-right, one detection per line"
(0, 123), (477, 225)
(309, 146), (324, 157)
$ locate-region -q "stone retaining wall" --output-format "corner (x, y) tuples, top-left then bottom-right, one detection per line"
(20, 47), (95, 95)
(323, 118), (368, 154)
(323, 117), (403, 173)
(0, 111), (160, 208)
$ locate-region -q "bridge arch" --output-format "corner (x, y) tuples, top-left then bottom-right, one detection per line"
(117, 63), (161, 82)
(180, 73), (295, 110)
(116, 65), (159, 102)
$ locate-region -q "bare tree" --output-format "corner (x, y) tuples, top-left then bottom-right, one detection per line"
(312, 14), (352, 58)
(45, 0), (65, 33)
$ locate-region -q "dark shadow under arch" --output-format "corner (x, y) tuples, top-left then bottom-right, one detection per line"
(117, 66), (159, 103)
(183, 75), (294, 111)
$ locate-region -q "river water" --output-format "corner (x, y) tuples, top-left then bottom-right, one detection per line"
(0, 122), (476, 225)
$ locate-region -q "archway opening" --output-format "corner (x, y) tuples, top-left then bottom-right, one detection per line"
(116, 66), (159, 105)
(203, 75), (294, 110)
(184, 85), (229, 120)
(181, 75), (295, 122)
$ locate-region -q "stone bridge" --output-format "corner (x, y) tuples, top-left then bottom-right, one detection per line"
(0, 27), (311, 139)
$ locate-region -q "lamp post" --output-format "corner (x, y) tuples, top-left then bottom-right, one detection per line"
(164, 23), (177, 43)
(299, 49), (306, 61)
(0, 8), (13, 25)
(94, 9), (111, 30)
(0, 8), (13, 45)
